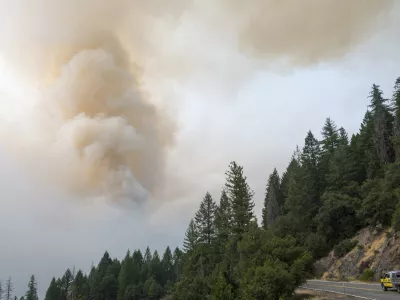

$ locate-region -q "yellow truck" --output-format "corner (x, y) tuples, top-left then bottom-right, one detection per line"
(381, 270), (400, 292)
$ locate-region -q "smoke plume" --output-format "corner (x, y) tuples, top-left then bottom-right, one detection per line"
(0, 0), (394, 205)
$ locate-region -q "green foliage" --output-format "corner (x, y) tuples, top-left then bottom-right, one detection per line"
(360, 268), (374, 281)
(334, 239), (358, 258)
(225, 161), (255, 235)
(392, 201), (400, 232)
(25, 276), (38, 300)
(262, 168), (283, 228)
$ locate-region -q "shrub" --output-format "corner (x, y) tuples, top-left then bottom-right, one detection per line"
(334, 239), (358, 258)
(360, 268), (374, 281)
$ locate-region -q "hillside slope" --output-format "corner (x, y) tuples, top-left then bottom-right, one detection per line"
(315, 226), (400, 281)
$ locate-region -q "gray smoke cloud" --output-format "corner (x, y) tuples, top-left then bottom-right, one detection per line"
(0, 0), (394, 205)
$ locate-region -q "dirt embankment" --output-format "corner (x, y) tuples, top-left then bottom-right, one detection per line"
(315, 226), (400, 281)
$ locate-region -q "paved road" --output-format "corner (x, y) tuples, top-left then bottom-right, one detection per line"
(302, 280), (400, 299)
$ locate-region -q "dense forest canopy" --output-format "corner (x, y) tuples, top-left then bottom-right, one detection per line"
(3, 76), (400, 299)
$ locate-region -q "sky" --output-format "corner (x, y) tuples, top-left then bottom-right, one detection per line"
(0, 0), (399, 298)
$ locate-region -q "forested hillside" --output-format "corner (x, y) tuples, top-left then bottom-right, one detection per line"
(3, 76), (400, 299)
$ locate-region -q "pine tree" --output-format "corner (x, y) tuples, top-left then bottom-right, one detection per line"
(215, 189), (232, 245)
(280, 148), (301, 204)
(142, 246), (153, 281)
(25, 275), (38, 300)
(301, 131), (322, 214)
(262, 168), (283, 228)
(338, 127), (349, 146)
(117, 250), (133, 300)
(391, 77), (400, 158)
(151, 250), (162, 283)
(321, 117), (339, 153)
(224, 161), (255, 235)
(60, 269), (73, 300)
(368, 84), (395, 166)
(88, 266), (101, 300)
(131, 250), (143, 285)
(161, 246), (173, 286)
(195, 192), (217, 245)
(98, 251), (113, 276)
(72, 270), (87, 300)
(172, 247), (183, 282)
(183, 219), (199, 253)
(44, 278), (60, 300)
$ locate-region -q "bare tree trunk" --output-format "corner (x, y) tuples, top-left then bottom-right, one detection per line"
(5, 277), (13, 300)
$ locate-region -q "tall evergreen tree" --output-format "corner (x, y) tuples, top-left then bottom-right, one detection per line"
(280, 148), (301, 204)
(172, 247), (183, 282)
(183, 219), (199, 253)
(98, 251), (113, 276)
(195, 192), (217, 245)
(25, 275), (38, 300)
(338, 127), (349, 146)
(224, 161), (255, 235)
(215, 189), (232, 246)
(391, 77), (400, 158)
(262, 168), (283, 228)
(368, 84), (395, 166)
(44, 278), (60, 300)
(131, 250), (143, 285)
(321, 117), (339, 153)
(72, 270), (88, 300)
(300, 131), (322, 213)
(161, 246), (173, 286)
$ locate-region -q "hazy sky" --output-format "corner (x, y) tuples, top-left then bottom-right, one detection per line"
(0, 1), (399, 298)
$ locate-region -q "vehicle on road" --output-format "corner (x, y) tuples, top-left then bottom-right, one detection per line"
(381, 270), (400, 292)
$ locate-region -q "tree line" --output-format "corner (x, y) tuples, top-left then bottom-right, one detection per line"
(16, 76), (400, 299)
(0, 276), (39, 300)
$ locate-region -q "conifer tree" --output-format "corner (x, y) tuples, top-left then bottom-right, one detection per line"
(215, 189), (232, 245)
(131, 250), (143, 285)
(183, 219), (199, 253)
(72, 270), (87, 300)
(391, 77), (400, 158)
(117, 250), (131, 300)
(195, 192), (217, 245)
(338, 127), (349, 146)
(224, 161), (255, 235)
(25, 275), (38, 300)
(262, 168), (283, 228)
(161, 246), (173, 286)
(44, 278), (60, 300)
(151, 250), (162, 281)
(280, 148), (301, 203)
(172, 247), (183, 282)
(368, 84), (395, 166)
(142, 247), (153, 281)
(321, 117), (339, 153)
